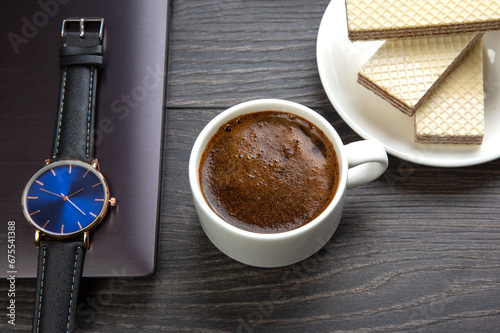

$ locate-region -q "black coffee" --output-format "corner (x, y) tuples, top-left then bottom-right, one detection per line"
(199, 111), (339, 233)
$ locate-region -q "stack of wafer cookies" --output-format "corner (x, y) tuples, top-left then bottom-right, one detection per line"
(345, 0), (500, 145)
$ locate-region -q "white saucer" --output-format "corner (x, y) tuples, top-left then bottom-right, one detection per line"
(316, 0), (500, 167)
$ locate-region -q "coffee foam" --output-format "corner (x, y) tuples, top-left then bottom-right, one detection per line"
(200, 111), (339, 233)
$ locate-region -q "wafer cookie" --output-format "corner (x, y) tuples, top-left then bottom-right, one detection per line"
(346, 0), (500, 41)
(414, 40), (484, 145)
(358, 33), (482, 116)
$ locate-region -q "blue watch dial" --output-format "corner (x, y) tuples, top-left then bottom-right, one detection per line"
(22, 160), (109, 237)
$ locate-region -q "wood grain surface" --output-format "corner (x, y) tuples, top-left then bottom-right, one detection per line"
(2, 0), (500, 332)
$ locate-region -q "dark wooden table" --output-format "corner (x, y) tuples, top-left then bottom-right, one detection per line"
(3, 0), (500, 331)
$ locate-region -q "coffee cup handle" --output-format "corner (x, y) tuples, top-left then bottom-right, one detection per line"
(344, 140), (388, 189)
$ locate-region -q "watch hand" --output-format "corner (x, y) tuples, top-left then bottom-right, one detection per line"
(67, 188), (84, 198)
(40, 188), (65, 198)
(61, 193), (86, 215)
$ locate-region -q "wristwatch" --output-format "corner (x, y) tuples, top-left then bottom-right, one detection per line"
(21, 18), (115, 333)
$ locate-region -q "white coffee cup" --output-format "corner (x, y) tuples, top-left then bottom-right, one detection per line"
(189, 99), (388, 267)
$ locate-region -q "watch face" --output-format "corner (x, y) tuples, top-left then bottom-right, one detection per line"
(22, 160), (110, 237)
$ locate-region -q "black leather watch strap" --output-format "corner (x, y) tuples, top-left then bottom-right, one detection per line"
(32, 18), (105, 333)
(51, 20), (104, 163)
(33, 240), (86, 333)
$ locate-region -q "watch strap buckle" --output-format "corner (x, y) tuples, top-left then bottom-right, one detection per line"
(61, 18), (104, 41)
